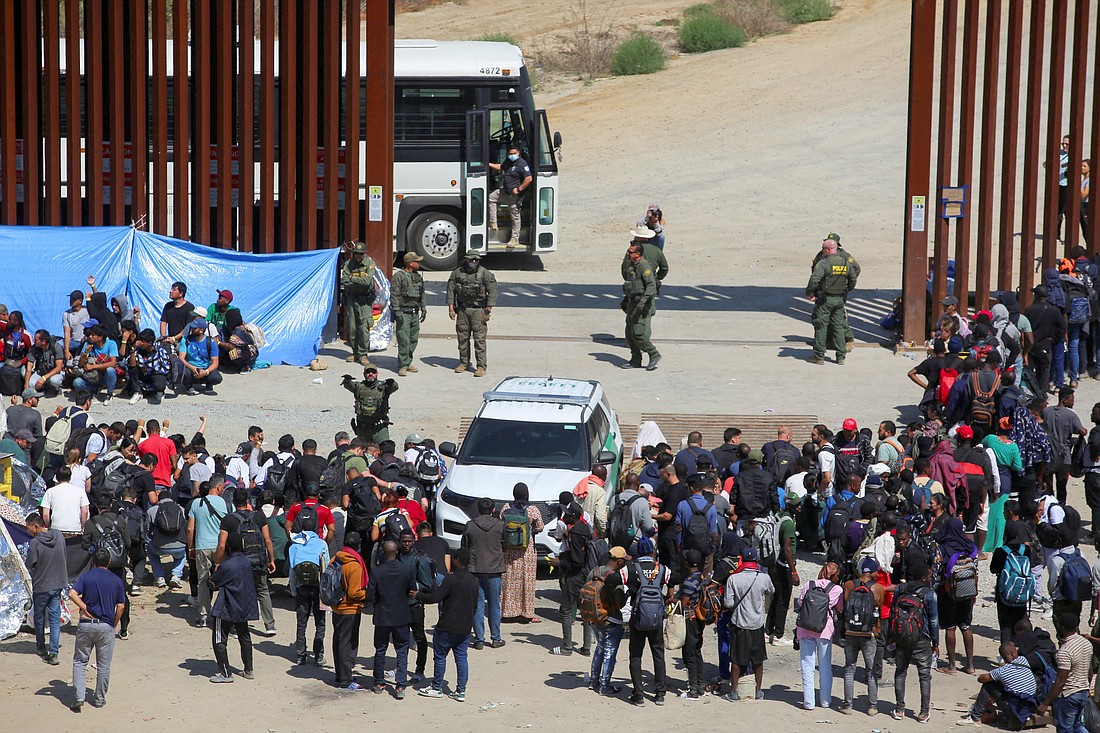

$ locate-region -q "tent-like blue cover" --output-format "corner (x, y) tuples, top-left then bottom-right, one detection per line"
(0, 226), (340, 366)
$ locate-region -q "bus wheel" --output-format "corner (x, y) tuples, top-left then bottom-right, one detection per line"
(409, 211), (462, 271)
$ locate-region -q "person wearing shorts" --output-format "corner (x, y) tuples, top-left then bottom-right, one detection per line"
(723, 547), (774, 702)
(937, 586), (976, 675)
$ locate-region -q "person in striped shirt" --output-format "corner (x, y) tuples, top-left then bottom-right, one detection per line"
(956, 641), (1037, 726)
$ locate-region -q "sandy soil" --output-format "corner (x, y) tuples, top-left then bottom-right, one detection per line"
(4, 1), (1094, 730)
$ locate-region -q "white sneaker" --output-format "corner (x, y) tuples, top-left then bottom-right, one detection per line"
(384, 669), (396, 681)
(155, 578), (167, 589)
(770, 636), (793, 647)
(128, 394), (142, 405)
(168, 577), (183, 590)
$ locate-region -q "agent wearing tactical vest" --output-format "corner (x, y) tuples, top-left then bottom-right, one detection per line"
(621, 244), (661, 371)
(390, 252), (427, 377)
(445, 251), (499, 377)
(341, 242), (378, 366)
(621, 225), (669, 298)
(342, 363), (399, 443)
(810, 232), (862, 352)
(806, 236), (858, 365)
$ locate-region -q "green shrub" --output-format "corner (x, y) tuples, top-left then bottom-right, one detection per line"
(476, 33), (520, 45)
(777, 0), (835, 24)
(683, 3), (718, 17)
(611, 35), (667, 75)
(677, 13), (747, 53)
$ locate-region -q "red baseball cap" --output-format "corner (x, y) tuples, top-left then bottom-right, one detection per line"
(216, 289), (234, 303)
(842, 418), (858, 431)
(956, 425), (974, 440)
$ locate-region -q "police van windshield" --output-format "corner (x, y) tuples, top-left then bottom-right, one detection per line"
(458, 418), (588, 470)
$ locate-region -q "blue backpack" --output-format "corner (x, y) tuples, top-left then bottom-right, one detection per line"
(1058, 548), (1093, 602)
(997, 545), (1034, 607)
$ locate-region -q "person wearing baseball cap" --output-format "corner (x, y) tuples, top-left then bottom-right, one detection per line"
(724, 544), (774, 702)
(807, 235), (859, 365)
(810, 232), (861, 354)
(587, 545), (632, 696)
(206, 289), (242, 341)
(838, 557), (885, 715)
(390, 251), (427, 377)
(0, 427), (37, 464)
(177, 317), (223, 397)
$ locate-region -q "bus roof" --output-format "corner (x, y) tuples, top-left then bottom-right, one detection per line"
(52, 39), (525, 80)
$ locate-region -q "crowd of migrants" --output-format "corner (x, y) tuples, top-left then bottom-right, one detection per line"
(0, 276), (264, 404)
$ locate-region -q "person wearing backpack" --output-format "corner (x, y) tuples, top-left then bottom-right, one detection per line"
(207, 532), (258, 683)
(678, 549), (708, 700)
(1047, 531), (1091, 630)
(548, 501), (594, 657)
(839, 557), (885, 715)
(461, 498), (508, 650)
(764, 495), (800, 647)
(500, 483), (545, 623)
(257, 434), (296, 499)
(674, 474), (718, 571)
(82, 494), (132, 638)
(607, 474), (655, 556)
(794, 563), (845, 711)
(286, 439), (328, 507)
(216, 489), (277, 637)
(370, 493), (415, 565)
(176, 317), (223, 396)
(584, 546), (630, 697)
(936, 518), (978, 675)
(330, 531), (369, 690)
(412, 547), (479, 702)
(285, 484), (336, 543)
(147, 493), (187, 589)
(989, 520), (1034, 643)
(288, 522), (330, 667)
(397, 530), (437, 683)
(605, 549), (672, 706)
(115, 487), (149, 595)
(891, 561), (940, 723)
(729, 449), (779, 524)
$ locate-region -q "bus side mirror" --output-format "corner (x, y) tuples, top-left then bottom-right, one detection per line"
(439, 442), (458, 458)
(553, 131), (562, 149)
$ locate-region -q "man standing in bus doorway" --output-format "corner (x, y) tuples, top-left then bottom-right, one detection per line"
(341, 242), (378, 366)
(488, 144), (532, 248)
(621, 244), (661, 371)
(447, 252), (499, 378)
(810, 233), (861, 353)
(390, 253), (426, 377)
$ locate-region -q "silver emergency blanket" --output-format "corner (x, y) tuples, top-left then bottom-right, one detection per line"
(369, 267), (394, 352)
(0, 496), (32, 640)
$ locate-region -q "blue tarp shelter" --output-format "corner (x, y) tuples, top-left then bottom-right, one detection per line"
(0, 226), (340, 366)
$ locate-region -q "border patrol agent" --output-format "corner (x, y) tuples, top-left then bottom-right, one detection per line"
(810, 232), (861, 351)
(390, 252), (426, 377)
(622, 225), (669, 301)
(341, 242), (378, 366)
(342, 363), (398, 443)
(806, 237), (858, 365)
(446, 251), (499, 377)
(622, 244), (661, 371)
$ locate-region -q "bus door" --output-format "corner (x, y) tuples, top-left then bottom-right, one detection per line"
(464, 110), (489, 254)
(531, 109), (560, 253)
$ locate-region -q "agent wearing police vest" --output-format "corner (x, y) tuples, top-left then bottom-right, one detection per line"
(810, 232), (861, 352)
(806, 235), (858, 365)
(390, 252), (426, 377)
(446, 251), (499, 378)
(342, 364), (398, 443)
(621, 244), (661, 371)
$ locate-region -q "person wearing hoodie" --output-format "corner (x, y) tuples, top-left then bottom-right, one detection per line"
(461, 498), (508, 649)
(332, 531), (369, 690)
(110, 293), (136, 328)
(992, 303), (1025, 375)
(731, 449), (779, 523)
(208, 533), (258, 683)
(25, 512), (68, 665)
(1025, 283), (1067, 393)
(288, 526), (330, 666)
(84, 286), (120, 343)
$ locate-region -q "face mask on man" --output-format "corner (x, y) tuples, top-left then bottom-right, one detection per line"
(507, 153), (519, 161)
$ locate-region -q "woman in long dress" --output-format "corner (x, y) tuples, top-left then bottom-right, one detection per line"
(500, 482), (544, 622)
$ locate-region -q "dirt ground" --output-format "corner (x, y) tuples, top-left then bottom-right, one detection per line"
(4, 0), (1093, 730)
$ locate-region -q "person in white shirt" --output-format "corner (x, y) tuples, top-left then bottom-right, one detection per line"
(226, 442), (251, 489)
(813, 425), (837, 497)
(257, 434), (297, 486)
(40, 465), (89, 533)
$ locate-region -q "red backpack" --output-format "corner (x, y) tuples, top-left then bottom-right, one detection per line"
(935, 367), (959, 405)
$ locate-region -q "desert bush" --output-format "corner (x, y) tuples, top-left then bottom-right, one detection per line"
(677, 12), (747, 53)
(611, 34), (667, 75)
(777, 0), (835, 24)
(549, 0), (619, 78)
(713, 0), (790, 38)
(475, 33), (520, 45)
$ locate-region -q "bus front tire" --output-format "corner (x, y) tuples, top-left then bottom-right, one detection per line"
(408, 211), (462, 271)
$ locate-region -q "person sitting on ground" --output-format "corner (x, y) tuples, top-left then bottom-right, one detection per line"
(24, 329), (65, 395)
(125, 329), (171, 405)
(957, 641), (1039, 728)
(177, 318), (223, 396)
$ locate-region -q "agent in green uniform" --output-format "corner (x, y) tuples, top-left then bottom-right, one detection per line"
(342, 364), (398, 443)
(445, 251), (499, 377)
(390, 252), (426, 377)
(340, 242), (378, 366)
(621, 244), (661, 371)
(621, 226), (669, 301)
(806, 237), (858, 365)
(810, 232), (861, 351)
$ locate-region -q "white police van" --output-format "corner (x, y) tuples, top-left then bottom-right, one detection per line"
(436, 377), (622, 557)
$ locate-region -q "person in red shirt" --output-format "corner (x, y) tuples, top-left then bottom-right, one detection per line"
(285, 484), (336, 541)
(138, 419), (177, 492)
(396, 486), (427, 527)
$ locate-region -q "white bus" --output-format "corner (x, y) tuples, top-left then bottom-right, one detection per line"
(53, 39), (562, 269)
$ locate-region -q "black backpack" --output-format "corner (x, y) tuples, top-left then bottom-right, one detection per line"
(346, 478), (382, 533)
(843, 581), (877, 635)
(796, 581), (836, 633)
(116, 502), (147, 545)
(631, 559), (665, 632)
(265, 455), (293, 498)
(384, 510), (412, 542)
(767, 441), (801, 484)
(231, 511), (268, 569)
(683, 500), (712, 554)
(154, 500), (185, 535)
(292, 503), (320, 534)
(65, 426), (101, 461)
(607, 493), (642, 548)
(824, 495), (857, 543)
(967, 371), (998, 428)
(319, 453), (349, 492)
(88, 515), (128, 569)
